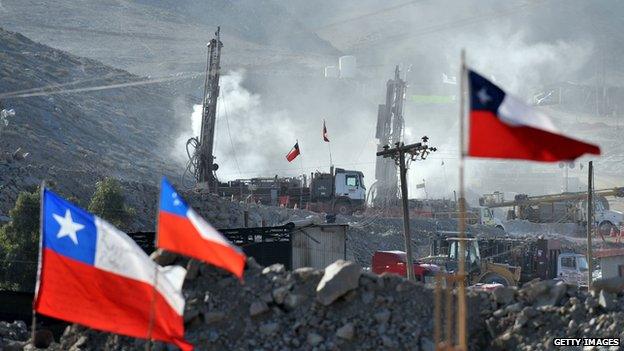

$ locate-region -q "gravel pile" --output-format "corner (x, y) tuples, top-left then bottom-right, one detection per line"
(6, 258), (624, 350)
(0, 320), (28, 350)
(484, 278), (624, 350)
(13, 256), (489, 351)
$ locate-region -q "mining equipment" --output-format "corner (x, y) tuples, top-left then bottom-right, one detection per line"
(370, 66), (407, 208)
(423, 232), (588, 286)
(187, 27), (223, 191)
(480, 188), (624, 235)
(213, 167), (366, 215)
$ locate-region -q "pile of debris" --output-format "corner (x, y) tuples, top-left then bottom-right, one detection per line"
(5, 255), (624, 350)
(485, 278), (624, 350)
(21, 256), (489, 350)
(0, 320), (28, 350)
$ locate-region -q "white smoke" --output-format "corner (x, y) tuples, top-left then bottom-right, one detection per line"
(174, 71), (299, 180)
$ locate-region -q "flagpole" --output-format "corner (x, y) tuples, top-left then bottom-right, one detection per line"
(457, 48), (468, 351)
(32, 181), (46, 346)
(327, 142), (333, 168)
(324, 119), (333, 167)
(297, 140), (304, 210)
(146, 179), (164, 351)
(145, 264), (159, 351)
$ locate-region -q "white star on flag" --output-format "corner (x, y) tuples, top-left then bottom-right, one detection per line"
(477, 88), (491, 105)
(53, 209), (84, 245)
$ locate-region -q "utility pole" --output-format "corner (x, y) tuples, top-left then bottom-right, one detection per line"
(377, 138), (437, 281)
(373, 66), (407, 208)
(587, 161), (594, 288)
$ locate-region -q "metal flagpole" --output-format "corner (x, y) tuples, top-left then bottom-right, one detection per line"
(32, 181), (46, 346)
(146, 182), (163, 351)
(145, 265), (159, 351)
(457, 49), (468, 351)
(297, 140), (304, 209)
(325, 119), (333, 167)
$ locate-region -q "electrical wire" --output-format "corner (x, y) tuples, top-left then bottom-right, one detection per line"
(220, 94), (243, 179)
(313, 0), (427, 31)
(346, 0), (549, 51)
(0, 71), (205, 99)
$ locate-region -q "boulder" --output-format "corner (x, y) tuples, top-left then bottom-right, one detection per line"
(316, 260), (362, 306)
(336, 323), (355, 340)
(249, 301), (269, 317)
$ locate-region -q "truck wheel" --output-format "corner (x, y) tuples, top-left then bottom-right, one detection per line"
(599, 221), (616, 237)
(479, 273), (509, 286)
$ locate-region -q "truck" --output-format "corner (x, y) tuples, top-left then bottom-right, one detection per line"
(423, 233), (588, 286)
(371, 250), (440, 283)
(480, 188), (624, 235)
(213, 167), (366, 215)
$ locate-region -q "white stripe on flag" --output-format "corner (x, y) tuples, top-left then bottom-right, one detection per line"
(497, 94), (558, 134)
(93, 217), (185, 315)
(186, 208), (235, 247)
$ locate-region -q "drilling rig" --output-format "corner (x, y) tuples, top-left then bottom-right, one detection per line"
(371, 66), (407, 207)
(187, 27), (223, 191)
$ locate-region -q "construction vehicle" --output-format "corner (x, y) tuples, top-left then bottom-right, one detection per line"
(432, 206), (505, 230)
(371, 250), (440, 283)
(480, 188), (624, 235)
(423, 233), (588, 286)
(213, 167), (366, 215)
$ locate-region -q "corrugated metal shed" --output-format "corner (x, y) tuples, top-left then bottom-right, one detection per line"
(291, 224), (347, 270)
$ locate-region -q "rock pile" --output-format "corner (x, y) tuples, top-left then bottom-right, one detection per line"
(0, 320), (28, 350)
(6, 258), (624, 350)
(484, 278), (624, 350)
(26, 256), (487, 351)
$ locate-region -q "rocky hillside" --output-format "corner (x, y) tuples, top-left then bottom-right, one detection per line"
(0, 28), (190, 218)
(0, 0), (340, 76)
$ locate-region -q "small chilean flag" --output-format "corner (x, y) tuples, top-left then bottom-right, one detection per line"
(286, 141), (300, 162)
(323, 120), (330, 142)
(35, 189), (191, 351)
(157, 178), (246, 279)
(468, 69), (600, 161)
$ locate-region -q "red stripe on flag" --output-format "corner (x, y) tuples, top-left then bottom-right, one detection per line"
(286, 144), (300, 162)
(34, 249), (191, 351)
(157, 212), (246, 279)
(468, 111), (600, 161)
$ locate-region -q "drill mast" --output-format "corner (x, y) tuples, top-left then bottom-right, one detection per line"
(373, 66), (407, 207)
(197, 27), (223, 189)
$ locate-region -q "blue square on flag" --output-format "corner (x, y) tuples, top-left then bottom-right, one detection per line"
(42, 189), (97, 265)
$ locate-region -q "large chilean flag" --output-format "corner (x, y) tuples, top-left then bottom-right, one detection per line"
(35, 189), (192, 351)
(468, 69), (600, 161)
(157, 178), (246, 279)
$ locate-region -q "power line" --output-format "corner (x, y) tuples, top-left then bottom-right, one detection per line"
(0, 71), (205, 99)
(313, 0), (427, 31)
(220, 94), (243, 178)
(346, 0), (549, 51)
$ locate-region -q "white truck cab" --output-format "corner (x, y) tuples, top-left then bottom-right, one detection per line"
(477, 207), (505, 231)
(557, 253), (589, 286)
(334, 169), (366, 202)
(593, 201), (623, 235)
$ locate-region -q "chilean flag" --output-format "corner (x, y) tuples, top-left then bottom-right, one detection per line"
(157, 178), (246, 279)
(323, 120), (330, 142)
(468, 69), (600, 161)
(286, 141), (300, 162)
(35, 189), (192, 351)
